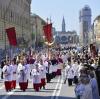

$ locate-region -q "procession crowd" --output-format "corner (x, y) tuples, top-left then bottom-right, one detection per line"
(0, 48), (100, 99)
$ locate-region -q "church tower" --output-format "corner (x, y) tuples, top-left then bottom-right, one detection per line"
(62, 16), (66, 32)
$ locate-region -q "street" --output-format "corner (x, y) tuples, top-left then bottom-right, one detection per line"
(0, 72), (75, 99)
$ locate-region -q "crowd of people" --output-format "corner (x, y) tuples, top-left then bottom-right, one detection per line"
(0, 50), (63, 92)
(0, 48), (100, 99)
(63, 50), (100, 99)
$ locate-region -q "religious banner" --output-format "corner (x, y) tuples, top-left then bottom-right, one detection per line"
(90, 44), (97, 58)
(6, 27), (17, 46)
(43, 23), (52, 43)
(90, 44), (93, 52)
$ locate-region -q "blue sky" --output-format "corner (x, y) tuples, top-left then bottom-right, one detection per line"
(31, 0), (100, 34)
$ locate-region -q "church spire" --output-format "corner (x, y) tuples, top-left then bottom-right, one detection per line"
(62, 16), (66, 32)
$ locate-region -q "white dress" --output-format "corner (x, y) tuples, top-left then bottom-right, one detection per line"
(17, 64), (27, 83)
(31, 69), (41, 84)
(2, 65), (12, 81)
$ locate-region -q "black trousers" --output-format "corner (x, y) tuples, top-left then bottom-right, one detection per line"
(1, 72), (3, 79)
(52, 72), (56, 78)
(73, 76), (78, 84)
(68, 78), (73, 86)
(46, 73), (51, 83)
(95, 69), (100, 95)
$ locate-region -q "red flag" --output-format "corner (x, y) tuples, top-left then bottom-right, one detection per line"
(43, 23), (52, 43)
(90, 44), (93, 52)
(6, 27), (17, 46)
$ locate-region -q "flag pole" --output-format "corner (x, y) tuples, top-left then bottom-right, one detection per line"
(46, 18), (50, 60)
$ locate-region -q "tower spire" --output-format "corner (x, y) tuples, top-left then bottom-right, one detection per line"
(62, 16), (66, 32)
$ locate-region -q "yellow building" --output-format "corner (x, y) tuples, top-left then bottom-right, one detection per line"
(0, 0), (32, 49)
(94, 15), (100, 49)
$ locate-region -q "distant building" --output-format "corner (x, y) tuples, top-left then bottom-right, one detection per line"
(93, 15), (100, 49)
(55, 17), (79, 48)
(62, 16), (66, 32)
(30, 14), (46, 47)
(79, 5), (92, 46)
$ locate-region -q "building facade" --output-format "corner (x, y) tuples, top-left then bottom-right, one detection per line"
(55, 17), (79, 48)
(93, 15), (100, 49)
(79, 5), (92, 46)
(0, 0), (32, 49)
(31, 14), (46, 48)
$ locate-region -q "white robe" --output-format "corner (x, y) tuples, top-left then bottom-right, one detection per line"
(17, 64), (27, 83)
(38, 64), (46, 79)
(72, 63), (79, 77)
(25, 64), (31, 81)
(2, 65), (12, 81)
(12, 64), (17, 80)
(31, 69), (41, 84)
(65, 65), (74, 79)
(43, 61), (48, 73)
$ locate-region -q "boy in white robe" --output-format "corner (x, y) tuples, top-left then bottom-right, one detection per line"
(38, 60), (46, 89)
(65, 61), (74, 86)
(11, 61), (17, 89)
(17, 61), (28, 91)
(2, 61), (12, 91)
(31, 64), (41, 91)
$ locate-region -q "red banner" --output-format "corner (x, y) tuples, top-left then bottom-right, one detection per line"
(43, 23), (52, 43)
(90, 44), (97, 58)
(6, 27), (17, 46)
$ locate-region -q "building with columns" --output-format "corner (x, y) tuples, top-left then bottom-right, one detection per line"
(79, 5), (92, 46)
(55, 17), (79, 48)
(0, 0), (32, 50)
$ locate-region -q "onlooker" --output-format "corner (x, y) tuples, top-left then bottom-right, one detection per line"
(74, 77), (85, 99)
(90, 72), (99, 99)
(81, 77), (93, 99)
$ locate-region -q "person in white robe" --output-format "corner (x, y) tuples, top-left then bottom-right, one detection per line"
(24, 61), (31, 89)
(2, 61), (12, 91)
(10, 60), (17, 89)
(44, 60), (52, 83)
(65, 61), (74, 86)
(31, 64), (41, 91)
(38, 60), (46, 89)
(72, 61), (79, 84)
(56, 55), (63, 76)
(17, 61), (28, 91)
